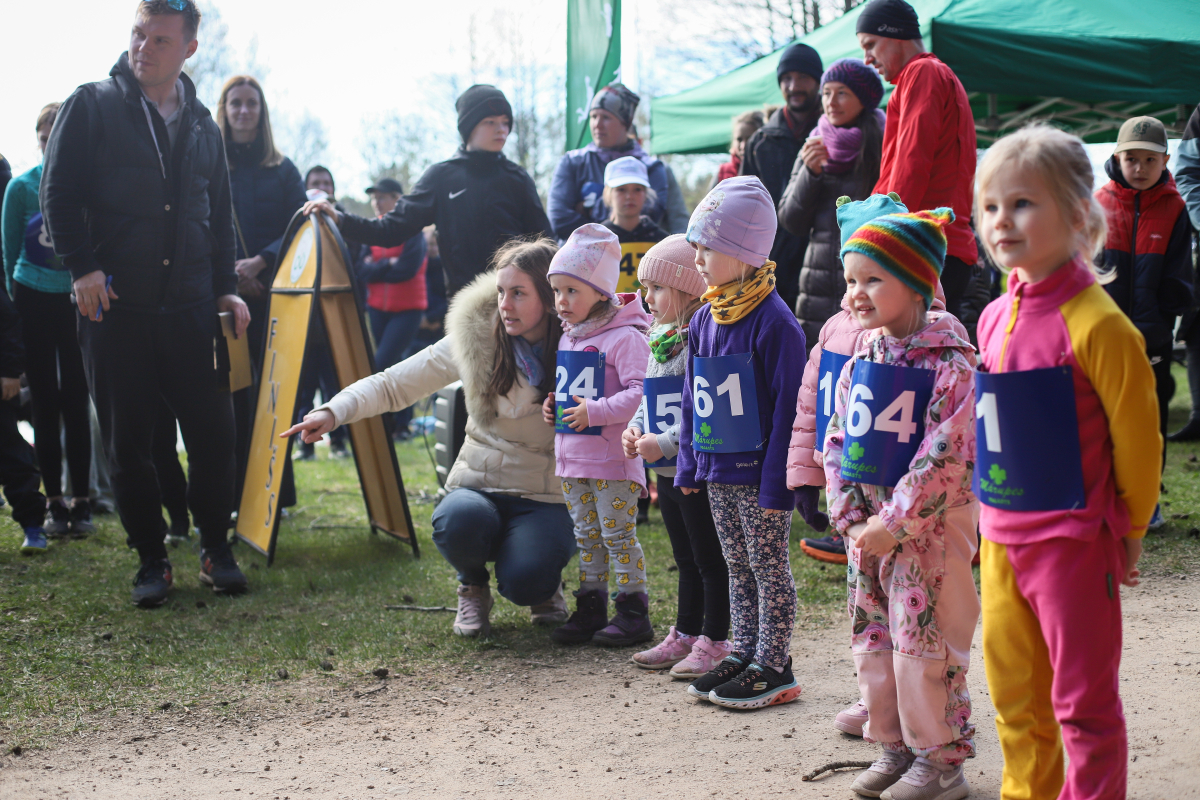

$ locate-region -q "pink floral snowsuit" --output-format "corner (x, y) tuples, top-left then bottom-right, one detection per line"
(823, 312), (980, 765)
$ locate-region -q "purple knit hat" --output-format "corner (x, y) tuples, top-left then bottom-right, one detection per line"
(547, 223), (622, 299)
(820, 58), (884, 110)
(686, 176), (777, 267)
(638, 235), (707, 297)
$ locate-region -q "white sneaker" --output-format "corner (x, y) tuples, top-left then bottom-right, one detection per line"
(880, 758), (969, 800)
(850, 749), (915, 798)
(453, 584), (493, 637)
(529, 583), (568, 625)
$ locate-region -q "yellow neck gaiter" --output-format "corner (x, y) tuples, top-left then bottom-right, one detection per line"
(702, 261), (777, 325)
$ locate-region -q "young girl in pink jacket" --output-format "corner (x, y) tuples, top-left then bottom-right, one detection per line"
(541, 224), (653, 647)
(823, 200), (979, 800)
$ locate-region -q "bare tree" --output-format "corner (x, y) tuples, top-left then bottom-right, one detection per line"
(273, 110), (329, 174)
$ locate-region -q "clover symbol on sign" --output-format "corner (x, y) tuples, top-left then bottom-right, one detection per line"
(848, 442), (865, 460)
(700, 422), (712, 437)
(988, 463), (1007, 486)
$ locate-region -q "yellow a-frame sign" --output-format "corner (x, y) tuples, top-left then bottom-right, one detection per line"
(236, 211), (417, 563)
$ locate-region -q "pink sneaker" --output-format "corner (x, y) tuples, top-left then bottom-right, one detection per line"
(630, 626), (695, 670)
(835, 699), (869, 736)
(668, 635), (733, 680)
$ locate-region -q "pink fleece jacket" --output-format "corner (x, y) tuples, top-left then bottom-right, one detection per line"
(787, 287), (964, 489)
(555, 293), (652, 486)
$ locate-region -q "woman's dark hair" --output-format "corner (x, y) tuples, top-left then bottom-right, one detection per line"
(216, 75), (284, 169)
(487, 237), (562, 400)
(853, 109), (884, 198)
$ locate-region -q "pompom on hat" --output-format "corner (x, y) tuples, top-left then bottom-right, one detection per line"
(547, 223), (622, 299)
(638, 234), (707, 298)
(839, 201), (955, 309)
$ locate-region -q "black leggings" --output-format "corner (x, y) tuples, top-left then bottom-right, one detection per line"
(13, 283), (91, 500)
(656, 475), (730, 641)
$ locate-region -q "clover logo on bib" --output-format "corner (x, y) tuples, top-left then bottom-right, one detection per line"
(700, 422), (712, 437)
(988, 463), (1007, 487)
(848, 442), (865, 461)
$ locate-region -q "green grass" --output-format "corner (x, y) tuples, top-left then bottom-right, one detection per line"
(3, 365), (1198, 749)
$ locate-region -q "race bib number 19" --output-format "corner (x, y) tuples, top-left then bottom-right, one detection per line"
(556, 350), (605, 436)
(691, 353), (762, 453)
(839, 360), (936, 486)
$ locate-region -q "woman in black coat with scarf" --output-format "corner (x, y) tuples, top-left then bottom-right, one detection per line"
(218, 75), (308, 505)
(777, 58), (885, 349)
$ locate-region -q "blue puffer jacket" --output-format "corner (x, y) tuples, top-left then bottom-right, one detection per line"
(226, 139), (308, 275)
(548, 140), (668, 240)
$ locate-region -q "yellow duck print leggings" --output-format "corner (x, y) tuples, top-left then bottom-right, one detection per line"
(561, 477), (647, 592)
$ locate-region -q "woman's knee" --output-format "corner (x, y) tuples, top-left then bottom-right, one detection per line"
(431, 489), (500, 551)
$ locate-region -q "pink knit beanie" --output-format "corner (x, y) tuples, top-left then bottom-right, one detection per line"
(637, 234), (707, 297)
(547, 223), (621, 299)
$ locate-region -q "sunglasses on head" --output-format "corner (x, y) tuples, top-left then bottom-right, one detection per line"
(166, 0), (193, 10)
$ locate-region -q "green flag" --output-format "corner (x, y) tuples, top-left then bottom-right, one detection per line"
(567, 0), (621, 151)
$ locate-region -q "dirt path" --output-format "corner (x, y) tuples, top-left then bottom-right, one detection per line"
(4, 575), (1198, 800)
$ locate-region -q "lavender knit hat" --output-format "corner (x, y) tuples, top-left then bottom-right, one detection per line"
(686, 176), (777, 267)
(638, 235), (707, 297)
(547, 223), (622, 299)
(820, 58), (884, 110)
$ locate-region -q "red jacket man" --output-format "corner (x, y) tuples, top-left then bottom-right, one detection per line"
(857, 0), (977, 316)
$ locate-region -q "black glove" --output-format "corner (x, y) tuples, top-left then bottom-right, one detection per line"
(794, 485), (829, 532)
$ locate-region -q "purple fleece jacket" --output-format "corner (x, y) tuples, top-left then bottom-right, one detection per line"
(675, 290), (807, 510)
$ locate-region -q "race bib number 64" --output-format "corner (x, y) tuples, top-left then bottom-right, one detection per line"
(839, 360), (935, 486)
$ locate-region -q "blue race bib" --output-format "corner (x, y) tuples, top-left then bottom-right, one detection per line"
(974, 367), (1086, 511)
(641, 375), (684, 468)
(839, 360), (936, 486)
(815, 349), (851, 453)
(692, 353), (762, 453)
(555, 350), (605, 436)
(23, 212), (63, 270)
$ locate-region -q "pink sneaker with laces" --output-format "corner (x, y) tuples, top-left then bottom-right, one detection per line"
(630, 626), (695, 670)
(835, 699), (869, 737)
(668, 635), (733, 680)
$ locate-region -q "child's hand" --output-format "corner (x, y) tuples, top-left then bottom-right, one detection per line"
(1122, 536), (1143, 587)
(542, 392), (556, 425)
(1, 377), (20, 401)
(853, 515), (899, 558)
(844, 521), (867, 544)
(561, 397), (590, 431)
(280, 409), (337, 444)
(634, 433), (664, 463)
(680, 487), (700, 496)
(622, 427), (642, 458)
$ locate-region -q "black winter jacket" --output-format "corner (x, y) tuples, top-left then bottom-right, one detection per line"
(40, 55), (236, 312)
(227, 140), (307, 276)
(778, 159), (860, 349)
(740, 106), (819, 311)
(338, 148), (552, 299)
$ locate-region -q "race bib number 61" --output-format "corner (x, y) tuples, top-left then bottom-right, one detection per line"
(691, 353), (762, 453)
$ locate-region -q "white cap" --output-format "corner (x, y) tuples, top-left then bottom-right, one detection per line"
(603, 156), (651, 189)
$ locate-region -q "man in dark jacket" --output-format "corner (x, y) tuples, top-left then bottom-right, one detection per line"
(303, 85), (552, 300)
(740, 42), (823, 313)
(40, 0), (251, 607)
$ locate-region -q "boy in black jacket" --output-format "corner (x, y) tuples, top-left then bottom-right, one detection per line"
(0, 289), (50, 553)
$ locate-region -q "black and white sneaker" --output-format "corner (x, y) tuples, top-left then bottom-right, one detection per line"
(199, 544), (249, 594)
(69, 500), (95, 538)
(687, 653), (749, 700)
(132, 559), (173, 608)
(708, 656), (802, 710)
(45, 501), (72, 539)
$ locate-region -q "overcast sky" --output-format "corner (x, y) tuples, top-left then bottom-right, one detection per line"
(2, 0), (662, 197)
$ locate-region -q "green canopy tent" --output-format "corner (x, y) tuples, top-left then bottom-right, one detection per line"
(650, 0), (1200, 154)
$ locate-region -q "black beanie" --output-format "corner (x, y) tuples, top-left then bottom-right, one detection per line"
(455, 84), (513, 143)
(855, 0), (921, 40)
(776, 42), (824, 84)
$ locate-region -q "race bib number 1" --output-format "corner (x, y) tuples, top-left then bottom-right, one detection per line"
(815, 349), (851, 453)
(556, 350), (605, 436)
(974, 367), (1085, 511)
(691, 353), (762, 453)
(641, 375), (684, 468)
(839, 360), (936, 486)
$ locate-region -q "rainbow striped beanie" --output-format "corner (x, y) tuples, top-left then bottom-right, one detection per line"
(840, 207), (955, 309)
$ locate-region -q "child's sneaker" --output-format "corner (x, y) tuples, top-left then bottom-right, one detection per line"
(669, 635), (733, 679)
(44, 500), (71, 539)
(1148, 504), (1166, 530)
(20, 527), (48, 554)
(880, 758), (968, 800)
(69, 500), (95, 538)
(687, 652), (749, 699)
(835, 699), (869, 736)
(708, 656), (801, 710)
(631, 626), (695, 670)
(850, 749), (915, 797)
(799, 534), (848, 565)
(592, 591), (654, 646)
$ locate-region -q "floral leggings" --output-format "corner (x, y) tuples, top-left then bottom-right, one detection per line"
(562, 477), (647, 593)
(707, 483), (795, 671)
